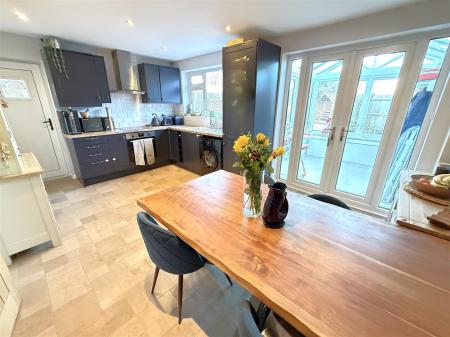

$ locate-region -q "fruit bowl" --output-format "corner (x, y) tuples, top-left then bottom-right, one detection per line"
(411, 175), (450, 199)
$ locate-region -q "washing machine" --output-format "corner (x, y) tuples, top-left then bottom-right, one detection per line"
(200, 136), (222, 174)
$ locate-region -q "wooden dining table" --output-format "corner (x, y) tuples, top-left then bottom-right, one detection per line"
(137, 170), (450, 337)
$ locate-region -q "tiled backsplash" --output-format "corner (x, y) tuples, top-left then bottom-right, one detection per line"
(86, 94), (223, 129)
(88, 93), (176, 128)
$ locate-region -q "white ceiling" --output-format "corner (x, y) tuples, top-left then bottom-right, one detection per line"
(0, 0), (419, 61)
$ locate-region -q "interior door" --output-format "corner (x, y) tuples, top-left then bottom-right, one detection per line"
(291, 53), (350, 192)
(0, 61), (68, 178)
(329, 45), (411, 203)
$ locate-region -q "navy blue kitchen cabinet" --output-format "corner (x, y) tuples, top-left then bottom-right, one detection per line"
(179, 132), (202, 174)
(44, 48), (111, 107)
(222, 39), (281, 173)
(138, 63), (162, 103)
(106, 134), (130, 171)
(93, 55), (111, 103)
(169, 130), (181, 163)
(159, 66), (182, 103)
(66, 134), (131, 185)
(138, 63), (181, 104)
(155, 130), (171, 164)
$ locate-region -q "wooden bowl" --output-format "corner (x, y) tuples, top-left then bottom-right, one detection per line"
(411, 175), (450, 199)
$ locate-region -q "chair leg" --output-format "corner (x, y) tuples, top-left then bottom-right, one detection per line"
(224, 273), (233, 286)
(178, 274), (183, 324)
(151, 266), (160, 294)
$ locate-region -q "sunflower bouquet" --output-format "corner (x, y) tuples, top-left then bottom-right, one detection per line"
(232, 133), (285, 217)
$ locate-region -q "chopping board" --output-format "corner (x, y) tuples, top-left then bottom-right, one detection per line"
(428, 208), (450, 229)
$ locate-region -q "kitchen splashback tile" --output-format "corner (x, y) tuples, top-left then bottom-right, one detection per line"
(87, 93), (179, 128)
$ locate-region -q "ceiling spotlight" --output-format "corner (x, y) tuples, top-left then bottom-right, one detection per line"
(13, 10), (30, 22)
(162, 46), (168, 52)
(225, 25), (231, 32)
(126, 19), (134, 27)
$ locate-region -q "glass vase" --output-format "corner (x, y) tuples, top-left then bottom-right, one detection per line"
(243, 169), (264, 218)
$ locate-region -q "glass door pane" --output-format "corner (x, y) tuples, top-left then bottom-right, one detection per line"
(297, 59), (344, 184)
(279, 59), (302, 180)
(335, 51), (406, 196)
(379, 37), (450, 209)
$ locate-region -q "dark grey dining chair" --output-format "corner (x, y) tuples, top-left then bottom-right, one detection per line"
(307, 193), (351, 210)
(237, 300), (306, 337)
(237, 301), (263, 337)
(137, 211), (232, 324)
(264, 173), (275, 185)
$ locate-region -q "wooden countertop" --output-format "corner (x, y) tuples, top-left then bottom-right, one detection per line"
(138, 170), (450, 337)
(63, 125), (223, 139)
(0, 153), (43, 180)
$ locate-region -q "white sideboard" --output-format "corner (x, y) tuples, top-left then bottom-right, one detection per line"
(0, 251), (20, 336)
(0, 153), (61, 265)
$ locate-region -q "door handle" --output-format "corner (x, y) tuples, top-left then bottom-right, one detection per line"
(42, 118), (54, 130)
(326, 127), (335, 146)
(339, 127), (348, 142)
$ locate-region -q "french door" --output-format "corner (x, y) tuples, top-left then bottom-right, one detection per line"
(284, 43), (414, 212)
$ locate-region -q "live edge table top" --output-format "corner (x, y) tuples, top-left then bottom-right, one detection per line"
(138, 170), (450, 337)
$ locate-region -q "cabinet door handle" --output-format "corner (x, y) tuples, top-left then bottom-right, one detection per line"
(86, 137), (99, 141)
(86, 145), (101, 149)
(88, 153), (102, 157)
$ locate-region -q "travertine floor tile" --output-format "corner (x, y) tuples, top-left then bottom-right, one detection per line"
(10, 166), (245, 337)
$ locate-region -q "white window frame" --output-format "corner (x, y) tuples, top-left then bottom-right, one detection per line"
(274, 28), (450, 217)
(184, 66), (222, 116)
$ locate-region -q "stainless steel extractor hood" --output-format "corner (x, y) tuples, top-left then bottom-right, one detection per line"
(111, 49), (144, 94)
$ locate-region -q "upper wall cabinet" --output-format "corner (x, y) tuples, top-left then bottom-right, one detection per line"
(138, 63), (181, 104)
(44, 48), (111, 107)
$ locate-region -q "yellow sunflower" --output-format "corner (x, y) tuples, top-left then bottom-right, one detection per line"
(233, 135), (250, 153)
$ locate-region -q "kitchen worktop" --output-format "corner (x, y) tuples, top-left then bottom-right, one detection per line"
(63, 125), (224, 139)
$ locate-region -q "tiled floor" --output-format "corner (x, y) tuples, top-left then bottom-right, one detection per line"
(9, 165), (247, 337)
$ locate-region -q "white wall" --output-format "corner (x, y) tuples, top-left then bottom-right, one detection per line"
(271, 0), (450, 54)
(175, 51), (221, 71)
(173, 0), (450, 70)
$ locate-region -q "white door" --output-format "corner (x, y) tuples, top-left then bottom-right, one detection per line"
(288, 52), (352, 192)
(284, 44), (415, 213)
(0, 61), (67, 178)
(328, 45), (412, 205)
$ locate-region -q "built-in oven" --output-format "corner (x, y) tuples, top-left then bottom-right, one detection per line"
(125, 131), (157, 167)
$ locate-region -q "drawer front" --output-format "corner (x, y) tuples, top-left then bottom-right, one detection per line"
(75, 136), (107, 146)
(77, 150), (109, 164)
(79, 158), (113, 178)
(74, 139), (108, 156)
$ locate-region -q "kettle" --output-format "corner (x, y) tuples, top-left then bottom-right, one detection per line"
(150, 113), (160, 126)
